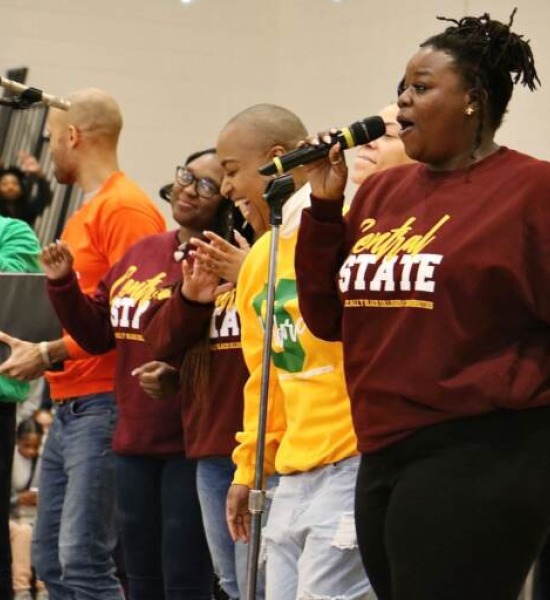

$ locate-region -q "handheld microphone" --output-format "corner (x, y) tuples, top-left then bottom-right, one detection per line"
(0, 77), (70, 111)
(259, 115), (386, 176)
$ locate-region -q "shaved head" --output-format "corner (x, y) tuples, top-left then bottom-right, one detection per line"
(47, 88), (123, 186)
(224, 104), (307, 153)
(216, 104), (308, 237)
(51, 88), (123, 145)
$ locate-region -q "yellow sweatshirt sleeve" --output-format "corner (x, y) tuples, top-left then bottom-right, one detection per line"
(232, 362), (286, 488)
(232, 245), (286, 488)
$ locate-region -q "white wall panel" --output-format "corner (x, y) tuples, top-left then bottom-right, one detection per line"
(1, 0), (547, 223)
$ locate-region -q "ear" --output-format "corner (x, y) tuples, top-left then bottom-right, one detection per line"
(465, 88), (487, 116)
(267, 144), (287, 159)
(67, 124), (81, 148)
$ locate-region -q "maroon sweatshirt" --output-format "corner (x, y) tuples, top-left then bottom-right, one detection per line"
(142, 285), (247, 459)
(47, 231), (199, 457)
(296, 147), (550, 453)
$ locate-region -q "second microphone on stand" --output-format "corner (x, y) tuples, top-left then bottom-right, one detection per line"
(258, 115), (386, 176)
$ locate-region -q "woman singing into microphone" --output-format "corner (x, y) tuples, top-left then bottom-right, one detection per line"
(296, 11), (550, 600)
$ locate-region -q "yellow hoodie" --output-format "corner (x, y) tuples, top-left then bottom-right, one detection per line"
(233, 184), (358, 487)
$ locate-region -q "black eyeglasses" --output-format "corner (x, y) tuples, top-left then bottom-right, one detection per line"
(175, 167), (220, 199)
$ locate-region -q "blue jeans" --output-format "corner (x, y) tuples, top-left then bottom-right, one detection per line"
(32, 393), (122, 600)
(116, 454), (214, 600)
(196, 457), (272, 600)
(262, 456), (371, 600)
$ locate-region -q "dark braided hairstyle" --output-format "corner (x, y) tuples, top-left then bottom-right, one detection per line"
(421, 9), (539, 150)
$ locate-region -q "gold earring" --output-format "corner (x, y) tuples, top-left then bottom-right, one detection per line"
(465, 106), (475, 116)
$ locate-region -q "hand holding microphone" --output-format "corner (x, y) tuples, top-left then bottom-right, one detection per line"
(259, 115), (385, 202)
(300, 132), (351, 203)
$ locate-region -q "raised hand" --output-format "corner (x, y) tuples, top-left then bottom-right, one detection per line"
(190, 230), (250, 284)
(300, 133), (348, 202)
(180, 256), (220, 304)
(18, 150), (42, 175)
(40, 241), (74, 280)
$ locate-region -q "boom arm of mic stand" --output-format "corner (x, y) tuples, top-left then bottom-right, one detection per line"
(0, 95), (41, 109)
(0, 88), (47, 109)
(263, 174), (295, 226)
(245, 175), (295, 600)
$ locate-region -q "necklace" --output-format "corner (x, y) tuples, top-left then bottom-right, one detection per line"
(173, 241), (189, 263)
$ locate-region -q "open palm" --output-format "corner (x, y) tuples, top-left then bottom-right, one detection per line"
(40, 241), (74, 280)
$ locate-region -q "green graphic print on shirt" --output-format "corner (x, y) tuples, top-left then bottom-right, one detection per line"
(252, 279), (305, 373)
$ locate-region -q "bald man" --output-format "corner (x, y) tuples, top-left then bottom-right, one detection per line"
(0, 88), (165, 599)
(217, 105), (372, 599)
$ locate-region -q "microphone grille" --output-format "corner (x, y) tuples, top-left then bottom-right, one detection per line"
(348, 116), (386, 147)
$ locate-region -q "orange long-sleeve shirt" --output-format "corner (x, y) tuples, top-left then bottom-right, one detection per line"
(46, 171), (165, 400)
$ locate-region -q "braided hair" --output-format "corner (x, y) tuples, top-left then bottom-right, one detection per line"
(421, 9), (539, 150)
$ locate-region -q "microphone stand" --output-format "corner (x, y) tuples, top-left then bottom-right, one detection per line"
(245, 174), (295, 600)
(0, 88), (45, 109)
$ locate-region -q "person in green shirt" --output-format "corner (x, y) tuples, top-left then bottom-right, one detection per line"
(0, 215), (40, 597)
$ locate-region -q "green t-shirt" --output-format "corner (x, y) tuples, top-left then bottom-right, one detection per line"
(0, 216), (41, 403)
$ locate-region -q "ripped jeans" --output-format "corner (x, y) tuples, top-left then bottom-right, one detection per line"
(262, 455), (372, 600)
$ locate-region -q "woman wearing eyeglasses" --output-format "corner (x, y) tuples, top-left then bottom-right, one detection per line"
(39, 149), (233, 600)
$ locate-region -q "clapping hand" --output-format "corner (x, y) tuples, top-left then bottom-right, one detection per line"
(0, 331), (44, 380)
(190, 230), (250, 285)
(40, 241), (74, 280)
(180, 252), (221, 304)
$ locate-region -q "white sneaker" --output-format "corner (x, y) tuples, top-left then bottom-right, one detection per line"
(13, 591), (32, 600)
(36, 591), (50, 600)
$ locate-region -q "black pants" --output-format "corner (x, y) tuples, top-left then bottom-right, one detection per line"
(533, 535), (550, 600)
(0, 402), (15, 600)
(355, 406), (550, 600)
